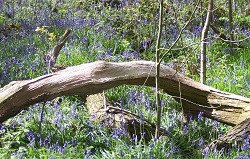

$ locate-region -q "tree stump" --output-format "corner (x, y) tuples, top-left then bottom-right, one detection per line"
(86, 93), (172, 141)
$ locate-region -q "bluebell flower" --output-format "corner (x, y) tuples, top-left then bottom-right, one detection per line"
(214, 120), (219, 130)
(202, 146), (209, 157)
(122, 51), (131, 58)
(183, 124), (188, 135)
(0, 123), (3, 131)
(198, 111), (204, 120)
(106, 140), (110, 146)
(43, 134), (51, 146)
(84, 149), (92, 159)
(26, 131), (36, 145)
(149, 140), (154, 149)
(198, 137), (204, 147)
(131, 134), (137, 142)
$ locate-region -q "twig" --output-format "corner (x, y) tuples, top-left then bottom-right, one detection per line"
(38, 101), (46, 133)
(210, 24), (227, 40)
(161, 94), (222, 109)
(159, 0), (202, 64)
(142, 64), (154, 86)
(159, 41), (200, 51)
(214, 35), (250, 43)
(106, 105), (172, 137)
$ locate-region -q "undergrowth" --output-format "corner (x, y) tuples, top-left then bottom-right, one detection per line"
(0, 0), (250, 158)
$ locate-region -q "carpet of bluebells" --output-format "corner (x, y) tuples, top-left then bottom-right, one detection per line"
(0, 0), (250, 158)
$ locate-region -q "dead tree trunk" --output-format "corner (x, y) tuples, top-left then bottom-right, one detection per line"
(1, 60), (250, 146)
(209, 117), (250, 150)
(1, 60), (250, 126)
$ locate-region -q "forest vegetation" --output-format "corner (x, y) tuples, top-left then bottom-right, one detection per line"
(0, 0), (250, 158)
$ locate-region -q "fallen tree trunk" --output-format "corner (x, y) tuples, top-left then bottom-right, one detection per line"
(0, 60), (250, 126)
(209, 117), (250, 150)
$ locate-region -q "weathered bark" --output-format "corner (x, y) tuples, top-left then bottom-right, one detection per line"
(1, 60), (250, 126)
(209, 118), (250, 150)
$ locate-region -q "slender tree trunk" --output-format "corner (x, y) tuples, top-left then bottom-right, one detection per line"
(200, 1), (204, 27)
(228, 0), (234, 50)
(155, 0), (164, 139)
(232, 0), (236, 10)
(200, 0), (213, 84)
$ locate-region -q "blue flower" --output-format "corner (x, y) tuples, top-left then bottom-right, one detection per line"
(202, 146), (209, 157)
(198, 111), (204, 120)
(84, 149), (92, 159)
(198, 137), (204, 147)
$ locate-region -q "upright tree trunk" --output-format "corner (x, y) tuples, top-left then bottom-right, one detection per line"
(200, 1), (204, 27)
(155, 0), (164, 139)
(228, 0), (234, 50)
(200, 0), (213, 84)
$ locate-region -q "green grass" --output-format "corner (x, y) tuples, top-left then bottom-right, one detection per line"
(1, 0), (250, 158)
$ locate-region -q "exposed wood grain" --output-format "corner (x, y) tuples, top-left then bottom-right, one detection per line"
(209, 118), (250, 149)
(0, 60), (250, 126)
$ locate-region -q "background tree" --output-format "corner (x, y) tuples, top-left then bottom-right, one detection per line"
(200, 0), (213, 84)
(228, 0), (234, 49)
(155, 0), (164, 139)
